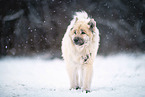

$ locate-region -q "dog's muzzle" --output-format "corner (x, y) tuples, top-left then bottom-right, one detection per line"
(73, 37), (84, 46)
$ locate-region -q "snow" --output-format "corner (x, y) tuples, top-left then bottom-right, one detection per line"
(0, 53), (145, 97)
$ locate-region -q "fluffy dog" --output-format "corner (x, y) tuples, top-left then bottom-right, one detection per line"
(61, 11), (100, 93)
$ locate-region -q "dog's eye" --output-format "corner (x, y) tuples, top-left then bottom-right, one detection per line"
(74, 31), (76, 34)
(81, 32), (86, 34)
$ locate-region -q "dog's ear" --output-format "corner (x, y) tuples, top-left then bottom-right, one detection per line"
(88, 19), (96, 33)
(70, 17), (78, 31)
(75, 17), (78, 23)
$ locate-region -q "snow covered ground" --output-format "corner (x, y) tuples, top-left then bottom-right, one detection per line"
(0, 53), (145, 97)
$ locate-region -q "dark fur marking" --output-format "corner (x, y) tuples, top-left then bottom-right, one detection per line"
(92, 31), (95, 33)
(84, 54), (89, 62)
(88, 22), (94, 28)
(70, 27), (73, 30)
(84, 59), (87, 62)
(82, 54), (91, 63)
(90, 53), (92, 56)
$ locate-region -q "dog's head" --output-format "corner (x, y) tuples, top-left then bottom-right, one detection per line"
(69, 17), (96, 47)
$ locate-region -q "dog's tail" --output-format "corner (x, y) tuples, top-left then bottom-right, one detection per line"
(74, 11), (90, 20)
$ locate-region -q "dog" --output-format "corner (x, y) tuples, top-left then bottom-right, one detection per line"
(61, 11), (100, 93)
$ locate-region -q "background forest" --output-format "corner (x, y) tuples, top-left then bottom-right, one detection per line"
(0, 0), (145, 58)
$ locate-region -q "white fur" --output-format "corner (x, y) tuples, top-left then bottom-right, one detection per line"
(61, 11), (100, 91)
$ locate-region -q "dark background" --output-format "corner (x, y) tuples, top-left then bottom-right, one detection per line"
(0, 0), (145, 58)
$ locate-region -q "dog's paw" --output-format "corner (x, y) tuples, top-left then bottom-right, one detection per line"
(69, 86), (81, 90)
(82, 90), (91, 93)
(76, 86), (81, 90)
(85, 90), (90, 93)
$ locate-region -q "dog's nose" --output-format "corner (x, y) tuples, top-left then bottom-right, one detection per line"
(74, 37), (79, 43)
(74, 37), (84, 46)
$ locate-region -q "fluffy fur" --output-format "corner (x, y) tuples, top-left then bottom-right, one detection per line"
(61, 11), (100, 92)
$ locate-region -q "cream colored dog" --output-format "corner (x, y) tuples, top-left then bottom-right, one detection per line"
(61, 11), (100, 93)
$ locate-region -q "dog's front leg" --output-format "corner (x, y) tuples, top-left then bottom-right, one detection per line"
(82, 64), (93, 92)
(67, 65), (79, 90)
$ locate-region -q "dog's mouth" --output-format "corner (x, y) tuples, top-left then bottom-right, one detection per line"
(73, 37), (84, 46)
